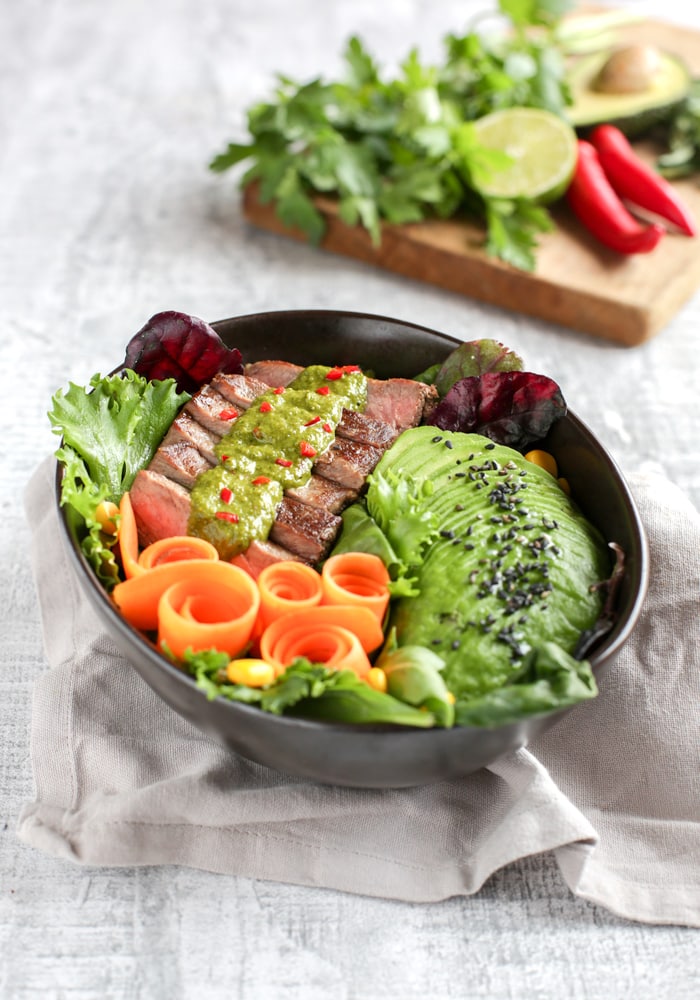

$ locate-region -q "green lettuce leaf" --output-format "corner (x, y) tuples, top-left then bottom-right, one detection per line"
(454, 642), (598, 727)
(50, 369), (190, 587)
(183, 652), (436, 727)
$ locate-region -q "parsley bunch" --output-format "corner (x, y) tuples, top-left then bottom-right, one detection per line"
(210, 0), (574, 271)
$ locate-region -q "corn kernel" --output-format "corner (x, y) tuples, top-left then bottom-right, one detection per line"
(523, 449), (558, 478)
(226, 658), (275, 687)
(558, 476), (571, 495)
(95, 500), (120, 535)
(366, 666), (387, 693)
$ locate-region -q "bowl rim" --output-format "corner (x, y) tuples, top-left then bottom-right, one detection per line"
(55, 307), (650, 737)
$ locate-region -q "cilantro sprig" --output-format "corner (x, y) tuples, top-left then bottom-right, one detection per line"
(210, 0), (574, 271)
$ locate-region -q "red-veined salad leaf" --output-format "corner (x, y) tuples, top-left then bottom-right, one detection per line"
(415, 339), (522, 394)
(427, 370), (566, 449)
(124, 310), (244, 393)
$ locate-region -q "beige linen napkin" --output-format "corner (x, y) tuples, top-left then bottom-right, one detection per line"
(18, 458), (700, 926)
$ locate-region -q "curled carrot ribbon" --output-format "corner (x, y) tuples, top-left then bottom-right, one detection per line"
(256, 560), (324, 632)
(321, 552), (390, 624)
(259, 605), (384, 678)
(157, 567), (260, 660)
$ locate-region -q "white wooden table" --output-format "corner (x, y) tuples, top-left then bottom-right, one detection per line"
(2, 1), (699, 996)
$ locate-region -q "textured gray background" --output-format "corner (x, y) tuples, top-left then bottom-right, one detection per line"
(2, 0), (699, 997)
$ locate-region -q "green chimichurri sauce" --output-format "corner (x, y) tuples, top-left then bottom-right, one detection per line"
(188, 365), (367, 558)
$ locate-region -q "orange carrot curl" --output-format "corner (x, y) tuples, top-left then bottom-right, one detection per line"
(157, 565), (260, 660)
(256, 561), (323, 632)
(259, 605), (384, 678)
(113, 559), (259, 635)
(321, 552), (390, 624)
(117, 492), (142, 580)
(139, 536), (219, 570)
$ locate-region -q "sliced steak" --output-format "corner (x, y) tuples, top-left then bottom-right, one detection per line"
(164, 412), (220, 465)
(314, 437), (384, 490)
(130, 470), (190, 546)
(211, 372), (272, 409)
(231, 538), (303, 579)
(244, 360), (303, 387)
(149, 441), (214, 490)
(285, 473), (357, 513)
(337, 409), (397, 449)
(184, 384), (238, 437)
(269, 497), (342, 563)
(365, 377), (438, 431)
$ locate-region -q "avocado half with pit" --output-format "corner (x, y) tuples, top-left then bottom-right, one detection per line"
(566, 47), (691, 137)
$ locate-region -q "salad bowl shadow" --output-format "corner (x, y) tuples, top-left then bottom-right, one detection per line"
(56, 310), (649, 788)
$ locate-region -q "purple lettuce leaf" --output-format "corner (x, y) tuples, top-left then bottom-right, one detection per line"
(123, 311), (243, 393)
(427, 371), (566, 450)
(432, 340), (523, 397)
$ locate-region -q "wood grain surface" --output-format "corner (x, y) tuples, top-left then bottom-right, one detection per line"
(243, 14), (700, 346)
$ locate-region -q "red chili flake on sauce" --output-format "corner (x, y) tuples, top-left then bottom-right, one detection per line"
(220, 455), (229, 462)
(325, 368), (343, 381)
(215, 511), (239, 524)
(304, 415), (321, 426)
(220, 487), (233, 504)
(315, 386), (330, 396)
(300, 441), (317, 458)
(322, 422), (332, 433)
(259, 401), (273, 413)
(252, 476), (271, 486)
(220, 408), (239, 421)
(341, 364), (360, 373)
(275, 457), (293, 468)
(273, 386), (285, 395)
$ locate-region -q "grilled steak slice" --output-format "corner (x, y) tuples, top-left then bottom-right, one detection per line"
(337, 409), (397, 449)
(244, 360), (302, 387)
(245, 360), (437, 431)
(130, 470), (190, 546)
(231, 538), (303, 579)
(164, 412), (220, 465)
(285, 474), (357, 513)
(184, 384), (238, 437)
(365, 377), (438, 431)
(269, 497), (342, 563)
(314, 437), (384, 490)
(211, 372), (272, 409)
(149, 441), (214, 490)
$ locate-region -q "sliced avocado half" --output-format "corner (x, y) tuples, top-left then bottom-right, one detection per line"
(566, 48), (690, 137)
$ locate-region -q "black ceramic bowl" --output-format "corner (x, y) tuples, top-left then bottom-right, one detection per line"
(57, 310), (649, 787)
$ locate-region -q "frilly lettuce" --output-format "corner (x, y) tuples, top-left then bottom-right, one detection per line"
(49, 369), (190, 587)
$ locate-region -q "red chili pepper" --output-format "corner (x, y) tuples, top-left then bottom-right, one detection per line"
(315, 386), (330, 396)
(220, 487), (233, 504)
(219, 408), (239, 421)
(275, 457), (293, 468)
(304, 415), (321, 426)
(300, 441), (317, 458)
(590, 125), (696, 237)
(567, 141), (665, 255)
(259, 400), (273, 413)
(273, 386), (285, 394)
(251, 475), (271, 485)
(325, 368), (343, 381)
(215, 511), (239, 524)
(322, 422), (332, 433)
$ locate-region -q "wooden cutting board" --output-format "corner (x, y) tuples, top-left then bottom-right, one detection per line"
(242, 13), (700, 346)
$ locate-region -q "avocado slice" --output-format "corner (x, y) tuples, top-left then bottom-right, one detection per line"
(374, 427), (611, 705)
(566, 48), (690, 137)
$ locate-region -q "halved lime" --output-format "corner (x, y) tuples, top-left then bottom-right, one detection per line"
(472, 108), (578, 204)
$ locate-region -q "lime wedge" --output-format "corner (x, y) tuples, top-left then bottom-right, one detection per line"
(472, 108), (578, 204)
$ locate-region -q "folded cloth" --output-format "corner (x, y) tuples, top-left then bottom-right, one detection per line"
(18, 458), (700, 926)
